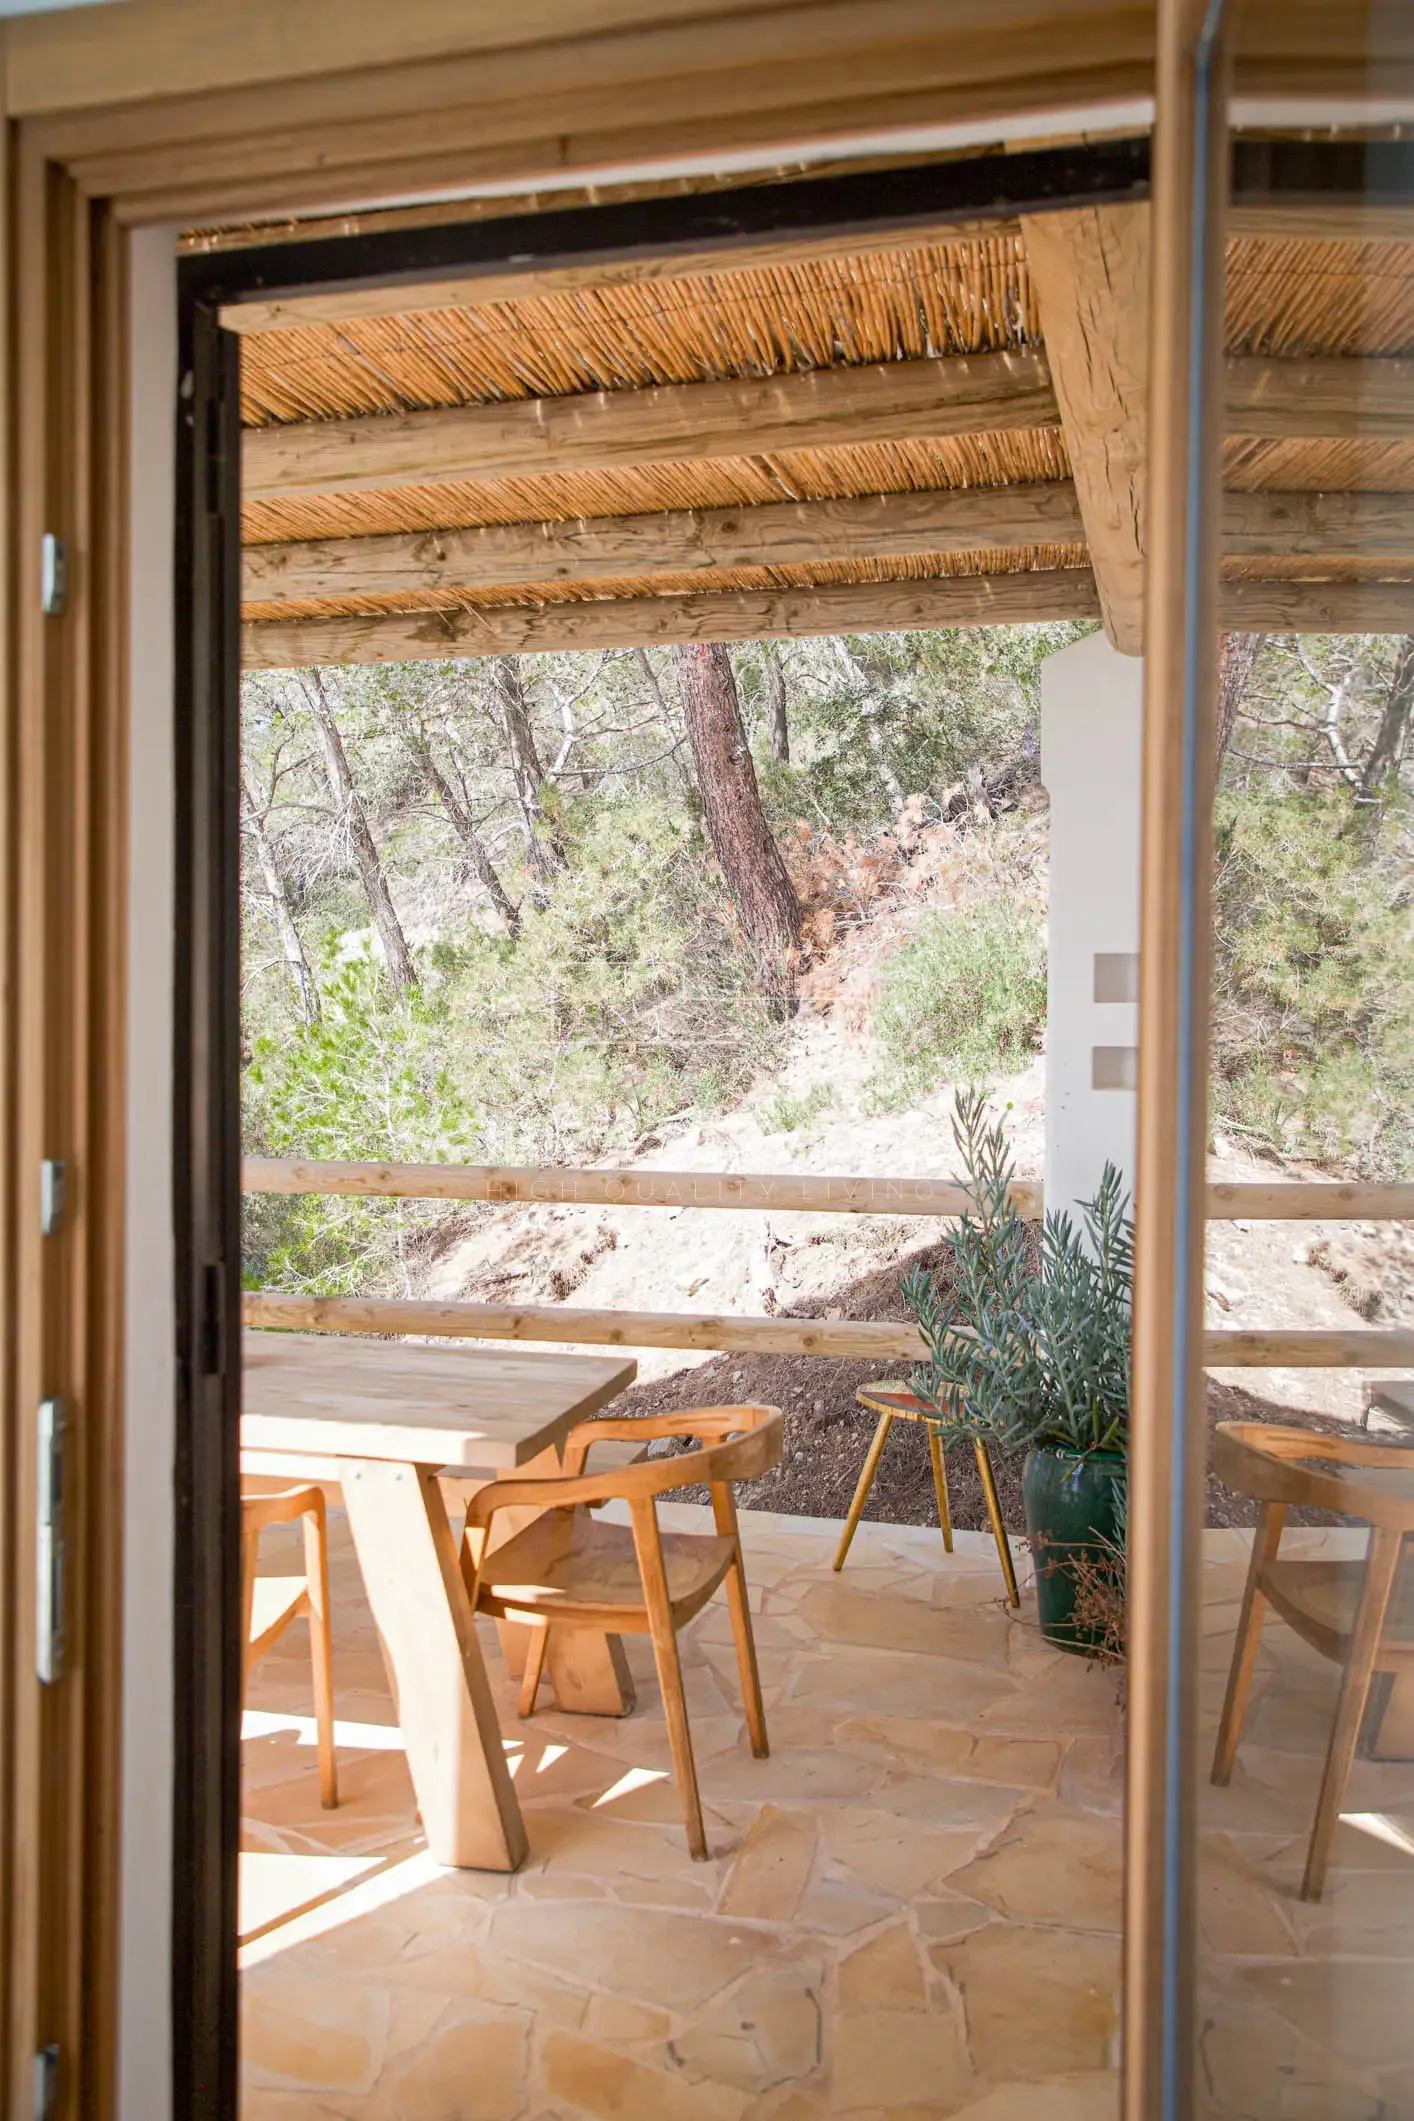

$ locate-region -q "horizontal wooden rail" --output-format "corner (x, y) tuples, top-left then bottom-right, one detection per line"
(242, 1159), (1043, 1217)
(243, 1292), (1414, 1369)
(242, 1159), (1414, 1222)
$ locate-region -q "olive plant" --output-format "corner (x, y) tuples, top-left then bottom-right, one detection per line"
(902, 1088), (1134, 1459)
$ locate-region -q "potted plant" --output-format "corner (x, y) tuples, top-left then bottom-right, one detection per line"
(902, 1088), (1132, 1656)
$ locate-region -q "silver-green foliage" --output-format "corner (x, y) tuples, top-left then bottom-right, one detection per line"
(902, 1088), (1133, 1459)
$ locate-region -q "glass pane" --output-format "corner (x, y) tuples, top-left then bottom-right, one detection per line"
(1198, 79), (1414, 2121)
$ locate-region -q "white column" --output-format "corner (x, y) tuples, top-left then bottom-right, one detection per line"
(1040, 631), (1144, 1221)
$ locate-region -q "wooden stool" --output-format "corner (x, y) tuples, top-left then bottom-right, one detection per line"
(241, 1485), (339, 1809)
(834, 1381), (1019, 1607)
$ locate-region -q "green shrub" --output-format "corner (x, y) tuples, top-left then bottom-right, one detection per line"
(759, 1083), (834, 1134)
(870, 899), (1046, 1106)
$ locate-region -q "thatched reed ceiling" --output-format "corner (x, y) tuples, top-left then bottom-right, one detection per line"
(238, 223), (1414, 651)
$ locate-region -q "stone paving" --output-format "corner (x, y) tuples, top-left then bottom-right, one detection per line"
(238, 1505), (1413, 2120)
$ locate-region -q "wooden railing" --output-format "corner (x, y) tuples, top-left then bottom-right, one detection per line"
(242, 1291), (1414, 1370)
(242, 1160), (1414, 1369)
(243, 1158), (1414, 1223)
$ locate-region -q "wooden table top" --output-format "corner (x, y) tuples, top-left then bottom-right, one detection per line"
(241, 1331), (637, 1469)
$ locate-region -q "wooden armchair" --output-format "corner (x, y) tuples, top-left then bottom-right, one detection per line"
(460, 1405), (782, 1859)
(1211, 1421), (1414, 1899)
(241, 1485), (338, 1809)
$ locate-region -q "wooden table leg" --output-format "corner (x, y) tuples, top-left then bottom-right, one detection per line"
(342, 1459), (528, 1872)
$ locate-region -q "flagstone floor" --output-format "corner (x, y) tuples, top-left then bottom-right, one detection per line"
(238, 1505), (1414, 2121)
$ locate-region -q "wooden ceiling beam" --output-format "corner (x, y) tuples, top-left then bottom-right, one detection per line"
(1224, 354), (1414, 441)
(242, 482), (1087, 604)
(1018, 202), (1149, 656)
(242, 485), (1414, 611)
(1219, 578), (1414, 632)
(1222, 488), (1414, 560)
(241, 350), (1060, 501)
(242, 570), (1103, 667)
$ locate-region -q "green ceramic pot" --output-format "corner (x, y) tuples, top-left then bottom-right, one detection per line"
(1021, 1446), (1126, 1654)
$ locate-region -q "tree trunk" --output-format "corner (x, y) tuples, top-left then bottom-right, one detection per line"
(404, 727), (521, 936)
(762, 642), (790, 763)
(670, 642), (799, 985)
(1359, 634), (1414, 806)
(490, 655), (563, 878)
(302, 669), (417, 991)
(1215, 631), (1264, 769)
(240, 774), (320, 1024)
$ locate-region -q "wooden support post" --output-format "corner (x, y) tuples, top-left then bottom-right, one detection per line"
(341, 1460), (527, 1870)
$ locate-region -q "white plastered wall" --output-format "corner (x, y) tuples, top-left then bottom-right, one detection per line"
(119, 222), (177, 2121)
(1040, 630), (1144, 1220)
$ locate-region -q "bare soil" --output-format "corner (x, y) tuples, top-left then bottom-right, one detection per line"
(614, 1240), (1359, 1530)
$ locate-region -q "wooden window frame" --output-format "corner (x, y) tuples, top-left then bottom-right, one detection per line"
(0, 14), (1403, 2113)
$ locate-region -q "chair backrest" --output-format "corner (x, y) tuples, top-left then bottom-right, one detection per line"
(462, 1405), (783, 1533)
(1213, 1421), (1414, 1531)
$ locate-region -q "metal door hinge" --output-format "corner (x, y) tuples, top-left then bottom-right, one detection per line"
(36, 1398), (67, 1685)
(40, 534), (67, 616)
(40, 1158), (66, 1236)
(33, 2042), (59, 2121)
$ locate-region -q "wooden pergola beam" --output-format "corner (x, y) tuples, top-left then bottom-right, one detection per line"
(242, 350), (1060, 502)
(243, 485), (1414, 610)
(242, 569), (1103, 666)
(242, 567), (1414, 666)
(242, 483), (1087, 604)
(1219, 577), (1414, 631)
(1225, 354), (1414, 440)
(1019, 203), (1149, 655)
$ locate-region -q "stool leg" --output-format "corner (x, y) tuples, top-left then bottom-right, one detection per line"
(926, 1425), (954, 1554)
(833, 1413), (894, 1572)
(975, 1440), (1020, 1609)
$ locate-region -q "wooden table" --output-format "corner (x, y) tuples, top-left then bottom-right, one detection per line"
(241, 1330), (637, 1869)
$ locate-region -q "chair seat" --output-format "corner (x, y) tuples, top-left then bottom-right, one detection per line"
(1264, 1557), (1414, 1668)
(477, 1509), (736, 1633)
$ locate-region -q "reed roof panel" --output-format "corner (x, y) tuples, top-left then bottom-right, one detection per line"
(1223, 436), (1414, 493)
(1225, 237), (1414, 358)
(242, 431), (1072, 548)
(238, 236), (1039, 429)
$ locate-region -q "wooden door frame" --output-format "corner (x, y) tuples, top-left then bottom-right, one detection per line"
(0, 13), (1401, 2110)
(1, 139), (128, 2121)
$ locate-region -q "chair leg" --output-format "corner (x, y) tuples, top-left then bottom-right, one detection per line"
(519, 1622), (550, 1719)
(302, 1497), (339, 1809)
(1303, 1526), (1403, 1902)
(974, 1440), (1019, 1609)
(711, 1483), (768, 1759)
(833, 1412), (894, 1573)
(926, 1424), (954, 1555)
(1212, 1500), (1284, 1788)
(240, 1519), (259, 1690)
(631, 1497), (707, 1860)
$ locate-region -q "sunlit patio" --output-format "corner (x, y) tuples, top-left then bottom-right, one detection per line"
(235, 1500), (1414, 2120)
